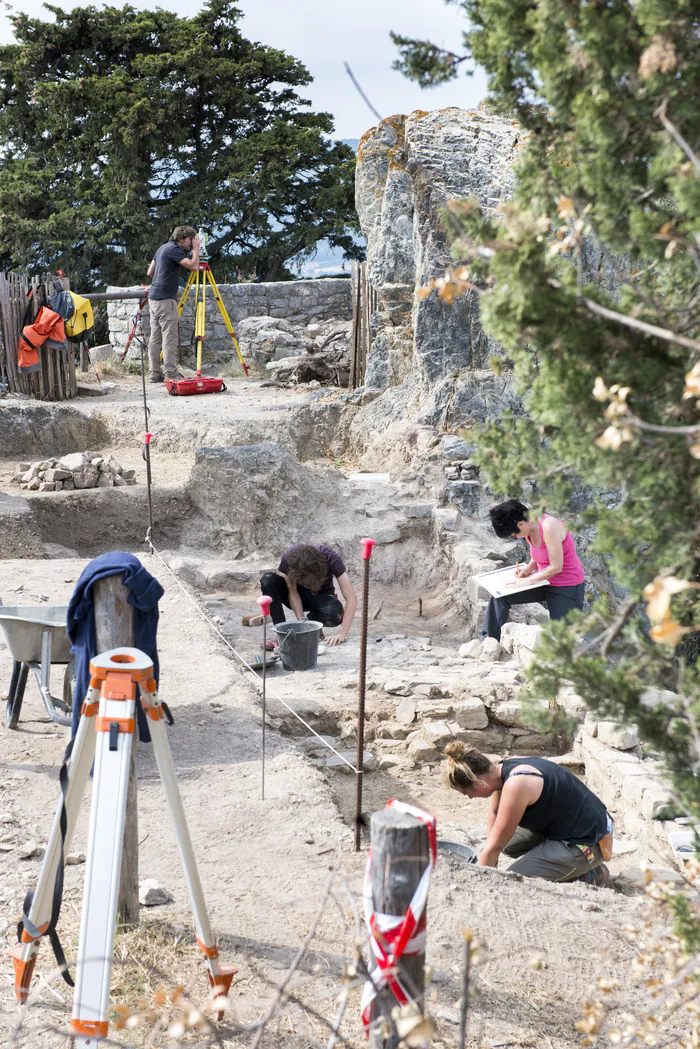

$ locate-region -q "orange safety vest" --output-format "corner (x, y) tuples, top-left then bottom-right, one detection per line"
(17, 307), (66, 374)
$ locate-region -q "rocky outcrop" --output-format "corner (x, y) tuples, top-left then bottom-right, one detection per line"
(355, 107), (519, 398)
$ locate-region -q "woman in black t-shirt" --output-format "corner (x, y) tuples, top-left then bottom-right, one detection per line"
(444, 743), (612, 884)
(260, 544), (358, 648)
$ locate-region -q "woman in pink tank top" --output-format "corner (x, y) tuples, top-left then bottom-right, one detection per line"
(481, 500), (585, 641)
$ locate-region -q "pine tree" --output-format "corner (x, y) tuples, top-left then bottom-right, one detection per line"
(0, 1), (361, 286)
(395, 3), (700, 838)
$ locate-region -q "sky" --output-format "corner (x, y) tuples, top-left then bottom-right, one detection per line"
(0, 0), (488, 139)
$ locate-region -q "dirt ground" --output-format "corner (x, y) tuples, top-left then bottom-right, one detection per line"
(0, 378), (667, 1048)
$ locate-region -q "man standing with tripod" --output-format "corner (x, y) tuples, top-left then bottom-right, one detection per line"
(146, 225), (202, 383)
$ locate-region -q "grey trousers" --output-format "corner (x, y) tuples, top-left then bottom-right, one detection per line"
(482, 582), (585, 642)
(503, 827), (603, 882)
(148, 297), (180, 379)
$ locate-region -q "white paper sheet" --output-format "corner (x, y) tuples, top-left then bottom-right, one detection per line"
(473, 564), (550, 599)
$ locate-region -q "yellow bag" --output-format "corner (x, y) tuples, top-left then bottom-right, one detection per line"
(64, 292), (94, 344)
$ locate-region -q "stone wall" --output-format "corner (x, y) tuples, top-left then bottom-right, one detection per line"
(107, 278), (352, 366)
(355, 106), (519, 404)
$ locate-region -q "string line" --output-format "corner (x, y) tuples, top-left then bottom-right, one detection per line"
(146, 540), (359, 773)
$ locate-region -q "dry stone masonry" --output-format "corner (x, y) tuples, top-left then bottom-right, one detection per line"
(107, 278), (352, 370)
(11, 452), (136, 492)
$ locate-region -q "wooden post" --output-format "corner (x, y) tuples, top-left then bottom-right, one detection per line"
(93, 573), (140, 926)
(369, 807), (430, 1049)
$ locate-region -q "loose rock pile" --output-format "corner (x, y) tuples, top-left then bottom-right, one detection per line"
(12, 451), (137, 492)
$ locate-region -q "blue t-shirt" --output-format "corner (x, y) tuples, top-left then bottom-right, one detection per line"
(148, 241), (188, 301)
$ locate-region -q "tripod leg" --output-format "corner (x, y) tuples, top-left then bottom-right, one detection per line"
(146, 704), (237, 1011)
(11, 694), (99, 1001)
(177, 271), (195, 317)
(205, 269), (249, 375)
(195, 270), (205, 376)
(70, 692), (136, 1044)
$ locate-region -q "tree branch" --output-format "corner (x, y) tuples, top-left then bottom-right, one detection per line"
(656, 100), (700, 175)
(582, 296), (700, 353)
(578, 595), (638, 657)
(623, 413), (700, 437)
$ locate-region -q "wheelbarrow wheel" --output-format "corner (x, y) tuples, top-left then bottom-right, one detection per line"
(6, 661), (29, 730)
(63, 659), (76, 717)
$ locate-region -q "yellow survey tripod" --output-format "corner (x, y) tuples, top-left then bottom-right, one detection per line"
(166, 262), (248, 395)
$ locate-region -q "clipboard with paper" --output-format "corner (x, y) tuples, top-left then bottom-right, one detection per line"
(473, 564), (550, 599)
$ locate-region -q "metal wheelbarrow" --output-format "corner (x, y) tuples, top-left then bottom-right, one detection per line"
(0, 606), (75, 728)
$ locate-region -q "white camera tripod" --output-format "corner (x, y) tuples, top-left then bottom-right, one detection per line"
(11, 647), (236, 1044)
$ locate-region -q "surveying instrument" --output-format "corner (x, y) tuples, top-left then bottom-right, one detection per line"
(11, 648), (236, 1044)
(167, 234), (249, 395)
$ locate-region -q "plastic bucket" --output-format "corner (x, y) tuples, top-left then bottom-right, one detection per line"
(437, 840), (478, 864)
(274, 620), (323, 671)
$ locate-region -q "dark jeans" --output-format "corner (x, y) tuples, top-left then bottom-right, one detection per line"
(482, 582), (585, 642)
(260, 572), (343, 628)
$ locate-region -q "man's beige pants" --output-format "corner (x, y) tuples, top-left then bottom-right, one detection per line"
(148, 298), (179, 379)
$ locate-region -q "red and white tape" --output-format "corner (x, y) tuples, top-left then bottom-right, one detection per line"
(361, 800), (437, 1035)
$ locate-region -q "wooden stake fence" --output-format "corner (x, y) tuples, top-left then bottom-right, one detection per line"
(350, 261), (377, 389)
(0, 270), (77, 400)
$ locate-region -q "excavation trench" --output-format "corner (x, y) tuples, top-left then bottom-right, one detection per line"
(0, 380), (666, 1049)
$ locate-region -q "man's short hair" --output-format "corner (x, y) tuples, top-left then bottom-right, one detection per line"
(171, 225), (197, 244)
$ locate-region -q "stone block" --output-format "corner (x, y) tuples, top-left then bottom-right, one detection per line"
(440, 435), (474, 460)
(97, 473), (114, 487)
(407, 737), (439, 762)
(423, 720), (454, 745)
(434, 507), (459, 531)
(640, 687), (680, 712)
(445, 466), (460, 480)
(583, 713), (598, 737)
(383, 723), (411, 740)
(26, 478), (40, 491)
(480, 637), (503, 662)
(73, 466), (99, 489)
(63, 480), (75, 491)
(395, 697), (416, 725)
(38, 482), (55, 492)
(620, 771), (658, 808)
(54, 481), (63, 491)
(378, 754), (403, 770)
(58, 452), (87, 472)
(452, 698), (489, 730)
(446, 480), (481, 516)
(459, 639), (483, 659)
(43, 468), (71, 482)
(21, 464), (40, 482)
(641, 786), (674, 820)
(113, 474), (127, 486)
(491, 700), (525, 727)
(121, 469), (136, 480)
(139, 878), (173, 907)
(414, 683), (446, 699)
(597, 722), (639, 750)
(385, 679), (412, 697)
(416, 700), (454, 719)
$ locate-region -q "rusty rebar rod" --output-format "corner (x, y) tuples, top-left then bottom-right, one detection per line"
(355, 537), (376, 851)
